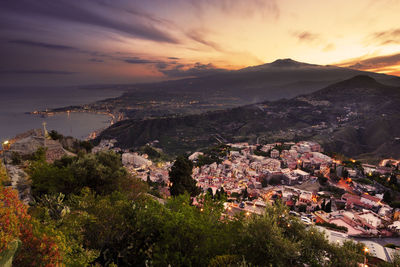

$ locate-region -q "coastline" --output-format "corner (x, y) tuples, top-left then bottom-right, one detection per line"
(28, 108), (125, 140)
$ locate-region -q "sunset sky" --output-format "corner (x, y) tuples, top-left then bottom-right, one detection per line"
(1, 0), (400, 86)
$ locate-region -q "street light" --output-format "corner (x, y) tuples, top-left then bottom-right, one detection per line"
(2, 140), (9, 150)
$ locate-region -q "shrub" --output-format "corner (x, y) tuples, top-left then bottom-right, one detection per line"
(0, 186), (62, 266)
(316, 221), (348, 233)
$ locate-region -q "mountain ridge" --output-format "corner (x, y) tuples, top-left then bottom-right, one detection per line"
(97, 74), (400, 161)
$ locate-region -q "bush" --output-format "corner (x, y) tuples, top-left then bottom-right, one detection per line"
(29, 151), (129, 197)
(140, 145), (161, 159)
(269, 176), (282, 185)
(10, 152), (21, 165)
(49, 130), (63, 141)
(0, 187), (62, 266)
(356, 178), (373, 185)
(254, 150), (269, 157)
(384, 243), (398, 249)
(0, 163), (10, 186)
(316, 221), (348, 233)
(318, 176), (328, 185)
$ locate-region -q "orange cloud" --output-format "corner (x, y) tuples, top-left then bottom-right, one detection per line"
(335, 53), (400, 76)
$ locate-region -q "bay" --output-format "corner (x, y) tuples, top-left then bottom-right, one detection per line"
(0, 86), (123, 141)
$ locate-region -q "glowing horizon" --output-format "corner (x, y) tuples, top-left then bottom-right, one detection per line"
(1, 0), (400, 86)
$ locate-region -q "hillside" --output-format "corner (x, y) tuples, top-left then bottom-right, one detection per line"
(69, 59), (400, 120)
(98, 75), (400, 160)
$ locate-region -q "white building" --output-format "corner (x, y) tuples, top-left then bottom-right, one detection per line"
(270, 149), (280, 158)
(122, 153), (152, 168)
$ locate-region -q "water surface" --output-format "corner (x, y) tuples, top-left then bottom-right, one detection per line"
(0, 86), (123, 141)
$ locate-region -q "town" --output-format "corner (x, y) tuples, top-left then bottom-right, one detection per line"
(99, 139), (400, 263)
(2, 129), (400, 264)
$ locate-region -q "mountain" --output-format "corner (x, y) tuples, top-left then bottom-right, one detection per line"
(98, 75), (400, 161)
(78, 59), (400, 120)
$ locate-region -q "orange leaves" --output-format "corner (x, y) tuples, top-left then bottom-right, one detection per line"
(0, 186), (62, 266)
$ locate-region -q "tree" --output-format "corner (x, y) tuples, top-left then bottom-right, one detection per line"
(242, 187), (249, 200)
(0, 163), (10, 186)
(10, 152), (21, 165)
(215, 188), (226, 200)
(31, 147), (47, 162)
(383, 191), (393, 204)
(325, 201), (332, 213)
(321, 199), (326, 211)
(318, 175), (328, 185)
(298, 204), (307, 213)
(389, 174), (398, 185)
(29, 151), (130, 197)
(207, 188), (214, 198)
(169, 156), (200, 197)
(342, 169), (349, 179)
(49, 130), (63, 140)
(261, 177), (269, 187)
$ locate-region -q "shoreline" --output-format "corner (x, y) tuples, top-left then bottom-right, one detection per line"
(28, 109), (125, 140)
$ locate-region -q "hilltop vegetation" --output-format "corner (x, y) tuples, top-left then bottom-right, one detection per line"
(1, 150), (384, 266)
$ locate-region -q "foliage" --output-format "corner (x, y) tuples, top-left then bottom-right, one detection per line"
(9, 146), (369, 266)
(0, 186), (62, 266)
(169, 155), (200, 197)
(298, 204), (307, 212)
(318, 175), (328, 185)
(208, 254), (242, 267)
(383, 191), (393, 204)
(11, 152), (22, 165)
(235, 201), (363, 266)
(29, 151), (129, 197)
(23, 183), (370, 266)
(79, 141), (94, 153)
(31, 147), (47, 162)
(253, 150), (269, 157)
(327, 240), (365, 267)
(319, 185), (346, 198)
(197, 144), (232, 167)
(273, 144), (291, 153)
(0, 239), (20, 267)
(49, 130), (63, 141)
(316, 222), (348, 233)
(356, 177), (373, 185)
(32, 193), (70, 221)
(384, 243), (398, 249)
(0, 162), (10, 186)
(269, 175), (282, 185)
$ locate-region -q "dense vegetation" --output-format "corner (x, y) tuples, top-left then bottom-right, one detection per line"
(49, 130), (93, 153)
(1, 152), (397, 266)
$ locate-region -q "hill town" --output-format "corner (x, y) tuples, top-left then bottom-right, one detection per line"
(3, 128), (400, 264)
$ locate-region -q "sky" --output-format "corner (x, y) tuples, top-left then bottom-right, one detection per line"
(1, 0), (400, 86)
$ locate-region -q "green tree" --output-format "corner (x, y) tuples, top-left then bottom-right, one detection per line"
(207, 188), (214, 198)
(242, 187), (249, 200)
(10, 152), (21, 165)
(169, 156), (200, 197)
(325, 200), (332, 213)
(29, 151), (130, 197)
(389, 174), (398, 185)
(383, 191), (393, 204)
(49, 130), (63, 140)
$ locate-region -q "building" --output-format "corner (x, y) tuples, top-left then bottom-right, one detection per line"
(122, 153), (152, 168)
(270, 149), (280, 158)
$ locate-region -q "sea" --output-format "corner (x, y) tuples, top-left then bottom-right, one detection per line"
(0, 86), (123, 141)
